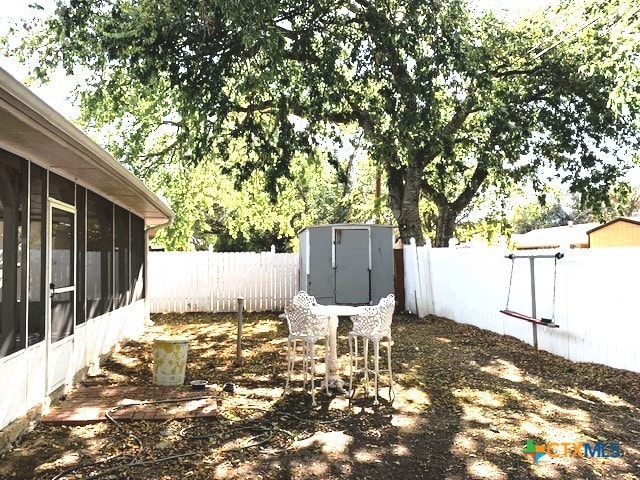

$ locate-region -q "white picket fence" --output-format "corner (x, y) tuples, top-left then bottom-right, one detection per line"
(147, 250), (299, 313)
(403, 243), (640, 373)
(146, 243), (640, 372)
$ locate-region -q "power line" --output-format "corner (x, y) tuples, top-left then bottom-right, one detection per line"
(530, 1), (639, 62)
(531, 14), (602, 61)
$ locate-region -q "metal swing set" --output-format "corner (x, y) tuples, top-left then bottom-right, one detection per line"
(500, 252), (563, 350)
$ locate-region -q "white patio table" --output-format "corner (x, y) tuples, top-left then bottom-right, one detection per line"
(309, 304), (364, 391)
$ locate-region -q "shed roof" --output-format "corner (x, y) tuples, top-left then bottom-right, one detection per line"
(511, 222), (600, 249)
(298, 223), (394, 234)
(586, 216), (640, 235)
(0, 67), (172, 228)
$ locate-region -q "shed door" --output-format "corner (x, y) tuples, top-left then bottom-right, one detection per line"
(335, 228), (370, 304)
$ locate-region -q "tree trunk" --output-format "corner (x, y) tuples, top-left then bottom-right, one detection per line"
(424, 163), (489, 248)
(386, 164), (425, 246)
(434, 203), (458, 247)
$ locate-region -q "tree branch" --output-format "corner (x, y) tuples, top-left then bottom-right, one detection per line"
(443, 94), (477, 138)
(421, 177), (447, 207)
(353, 0), (373, 9)
(489, 65), (544, 78)
(385, 157), (404, 222)
(233, 101), (277, 113)
(140, 139), (181, 160)
(451, 163), (489, 211)
(421, 93), (478, 163)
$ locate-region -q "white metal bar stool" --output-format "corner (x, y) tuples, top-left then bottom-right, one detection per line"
(284, 301), (329, 406)
(348, 294), (395, 405)
(291, 290), (318, 308)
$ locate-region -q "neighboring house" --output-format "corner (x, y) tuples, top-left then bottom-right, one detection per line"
(0, 67), (173, 434)
(511, 222), (601, 250)
(588, 217), (640, 247)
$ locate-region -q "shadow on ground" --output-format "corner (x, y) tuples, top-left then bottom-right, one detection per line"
(1, 312), (639, 479)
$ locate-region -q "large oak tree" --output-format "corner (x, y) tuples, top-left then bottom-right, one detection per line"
(19, 0), (640, 245)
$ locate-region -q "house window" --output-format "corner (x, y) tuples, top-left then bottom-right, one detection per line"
(114, 205), (130, 309)
(0, 151), (28, 358)
(86, 191), (112, 319)
(130, 214), (145, 302)
(28, 163), (47, 345)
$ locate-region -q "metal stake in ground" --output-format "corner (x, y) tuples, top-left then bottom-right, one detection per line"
(236, 297), (245, 365)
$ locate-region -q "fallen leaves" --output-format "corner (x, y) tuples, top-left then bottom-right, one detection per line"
(1, 312), (639, 479)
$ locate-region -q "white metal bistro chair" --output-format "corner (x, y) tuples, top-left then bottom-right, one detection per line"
(291, 290), (318, 308)
(348, 294), (395, 405)
(284, 302), (330, 406)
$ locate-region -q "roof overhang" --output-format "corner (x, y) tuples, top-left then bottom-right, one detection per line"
(0, 67), (173, 228)
(298, 223), (395, 234)
(587, 217), (640, 235)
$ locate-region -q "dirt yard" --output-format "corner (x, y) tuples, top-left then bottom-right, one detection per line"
(1, 312), (639, 479)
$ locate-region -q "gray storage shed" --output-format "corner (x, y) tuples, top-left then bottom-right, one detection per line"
(298, 224), (394, 305)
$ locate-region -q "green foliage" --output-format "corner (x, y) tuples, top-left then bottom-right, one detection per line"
(13, 0), (640, 248)
(511, 200), (573, 234)
(570, 183), (640, 223)
(455, 216), (510, 246)
(509, 183), (640, 235)
(570, 0), (640, 118)
(144, 147), (366, 251)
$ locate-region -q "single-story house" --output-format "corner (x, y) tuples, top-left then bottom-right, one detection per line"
(0, 67), (172, 435)
(511, 222), (601, 250)
(587, 216), (640, 247)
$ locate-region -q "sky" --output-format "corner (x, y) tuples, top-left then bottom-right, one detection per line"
(1, 0), (76, 116)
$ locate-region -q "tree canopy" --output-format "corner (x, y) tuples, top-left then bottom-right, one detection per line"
(16, 0), (640, 247)
(145, 147), (388, 251)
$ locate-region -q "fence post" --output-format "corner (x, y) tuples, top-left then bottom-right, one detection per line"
(416, 240), (434, 317)
(209, 246), (214, 312)
(235, 297), (245, 365)
(270, 245), (276, 310)
(403, 238), (418, 314)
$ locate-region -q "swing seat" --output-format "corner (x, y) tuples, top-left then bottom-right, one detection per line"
(500, 309), (559, 328)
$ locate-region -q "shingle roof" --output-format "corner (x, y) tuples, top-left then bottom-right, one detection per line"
(586, 216), (640, 235)
(512, 222), (601, 249)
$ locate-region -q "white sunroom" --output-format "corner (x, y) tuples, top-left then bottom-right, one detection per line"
(0, 67), (173, 432)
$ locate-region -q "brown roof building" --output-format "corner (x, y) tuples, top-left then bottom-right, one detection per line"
(587, 217), (640, 247)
